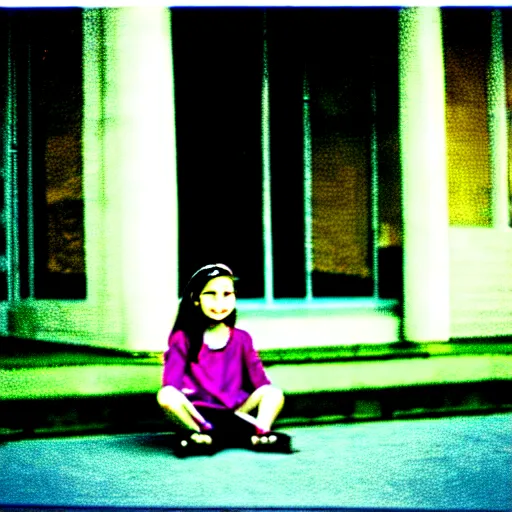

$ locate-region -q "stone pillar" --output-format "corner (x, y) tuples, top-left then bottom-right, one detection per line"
(398, 7), (450, 342)
(83, 7), (178, 351)
(82, 8), (106, 309)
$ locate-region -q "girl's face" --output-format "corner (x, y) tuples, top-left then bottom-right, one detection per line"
(195, 276), (236, 322)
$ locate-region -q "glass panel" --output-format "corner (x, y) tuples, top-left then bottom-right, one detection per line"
(503, 8), (512, 227)
(266, 8), (306, 299)
(21, 8), (85, 298)
(0, 181), (4, 260)
(281, 8), (399, 299)
(268, 8), (401, 299)
(443, 7), (493, 227)
(172, 8), (265, 298)
(306, 8), (374, 297)
(373, 9), (402, 301)
(174, 7), (401, 300)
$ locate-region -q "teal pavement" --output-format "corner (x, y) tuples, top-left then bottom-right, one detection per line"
(0, 413), (511, 510)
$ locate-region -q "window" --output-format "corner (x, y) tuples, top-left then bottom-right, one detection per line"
(173, 7), (402, 300)
(1, 8), (85, 300)
(443, 7), (493, 227)
(503, 8), (512, 227)
(172, 8), (265, 298)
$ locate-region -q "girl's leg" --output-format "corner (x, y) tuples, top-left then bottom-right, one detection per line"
(235, 385), (291, 450)
(236, 384), (285, 432)
(157, 386), (212, 444)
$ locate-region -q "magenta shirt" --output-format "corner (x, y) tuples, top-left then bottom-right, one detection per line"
(162, 327), (272, 410)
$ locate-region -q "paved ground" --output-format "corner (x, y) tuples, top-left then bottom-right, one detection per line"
(1, 412), (511, 511)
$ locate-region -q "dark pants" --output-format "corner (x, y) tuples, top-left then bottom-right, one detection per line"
(195, 407), (256, 448)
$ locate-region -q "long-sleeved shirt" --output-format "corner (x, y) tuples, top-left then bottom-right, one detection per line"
(162, 327), (271, 410)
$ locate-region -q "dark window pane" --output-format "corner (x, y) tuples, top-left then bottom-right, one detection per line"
(267, 8), (400, 298)
(502, 8), (512, 227)
(0, 225), (6, 263)
(371, 8), (402, 301)
(442, 7), (493, 227)
(307, 8), (373, 297)
(267, 9), (306, 298)
(174, 7), (401, 300)
(0, 273), (7, 301)
(172, 8), (264, 298)
(11, 8), (86, 299)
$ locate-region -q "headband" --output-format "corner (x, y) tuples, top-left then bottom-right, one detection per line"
(189, 263), (234, 281)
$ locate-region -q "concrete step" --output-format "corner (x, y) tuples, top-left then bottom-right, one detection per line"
(1, 336), (511, 440)
(1, 380), (510, 441)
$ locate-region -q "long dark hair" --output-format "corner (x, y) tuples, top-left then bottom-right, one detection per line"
(171, 264), (237, 364)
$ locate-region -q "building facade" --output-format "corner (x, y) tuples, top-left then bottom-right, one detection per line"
(1, 6), (511, 353)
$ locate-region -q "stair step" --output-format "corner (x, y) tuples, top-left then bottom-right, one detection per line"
(1, 381), (511, 440)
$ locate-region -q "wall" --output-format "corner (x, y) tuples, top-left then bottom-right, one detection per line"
(449, 227), (512, 338)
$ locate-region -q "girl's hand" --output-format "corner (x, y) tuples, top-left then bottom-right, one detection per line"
(234, 410), (268, 432)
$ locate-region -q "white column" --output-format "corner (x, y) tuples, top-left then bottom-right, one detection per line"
(84, 7), (178, 351)
(487, 9), (510, 230)
(82, 8), (107, 309)
(399, 7), (450, 342)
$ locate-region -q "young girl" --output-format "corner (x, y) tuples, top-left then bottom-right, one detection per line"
(157, 263), (292, 457)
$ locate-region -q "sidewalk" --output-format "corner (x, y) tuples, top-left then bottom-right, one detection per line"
(1, 413), (511, 510)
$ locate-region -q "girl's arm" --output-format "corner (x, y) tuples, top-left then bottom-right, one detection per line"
(162, 330), (189, 389)
(161, 333), (214, 431)
(241, 331), (272, 390)
(158, 385), (213, 431)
